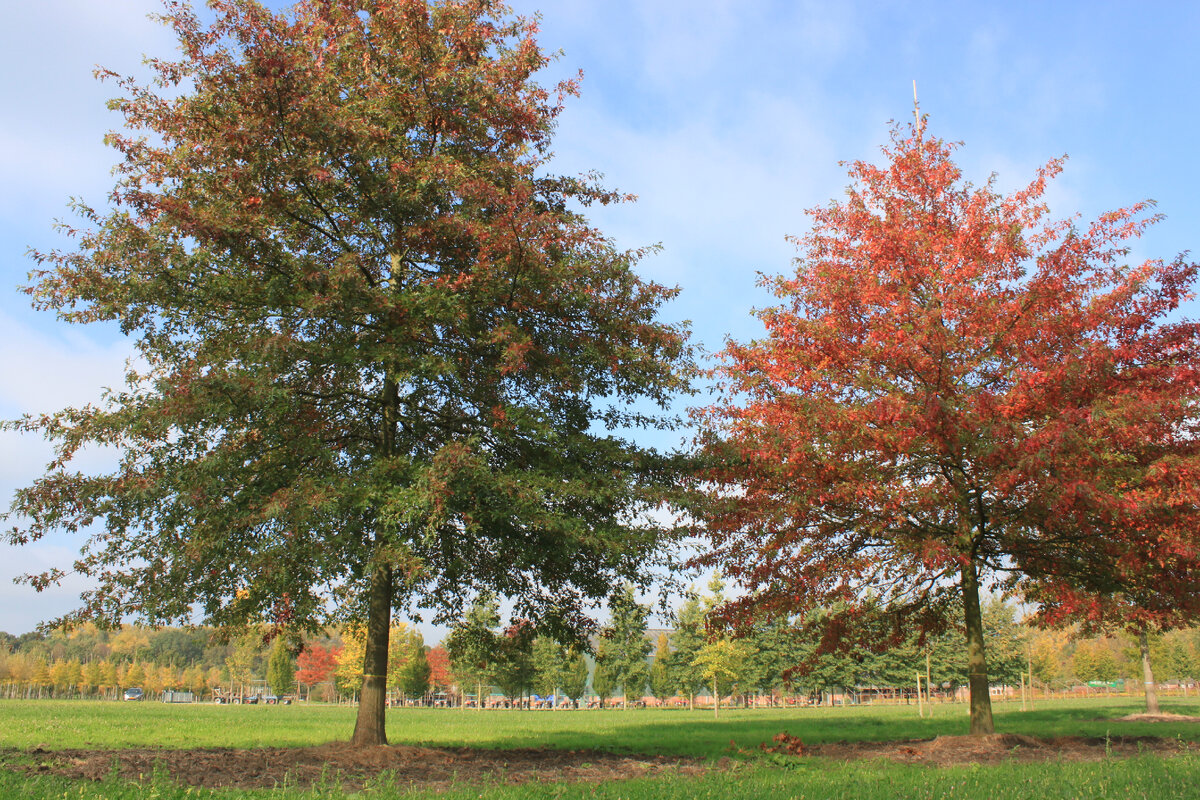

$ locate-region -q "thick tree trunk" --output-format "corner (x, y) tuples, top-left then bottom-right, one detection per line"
(1140, 628), (1160, 715)
(351, 563), (394, 746)
(961, 558), (995, 734)
(351, 374), (399, 747)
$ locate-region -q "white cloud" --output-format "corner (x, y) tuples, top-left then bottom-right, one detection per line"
(0, 311), (134, 417)
(0, 1), (176, 224)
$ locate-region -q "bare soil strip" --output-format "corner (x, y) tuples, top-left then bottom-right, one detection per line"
(1114, 713), (1200, 723)
(8, 743), (713, 791)
(8, 732), (1199, 791)
(808, 733), (1199, 767)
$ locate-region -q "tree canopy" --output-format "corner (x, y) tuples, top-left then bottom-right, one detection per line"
(5, 0), (691, 746)
(694, 114), (1200, 734)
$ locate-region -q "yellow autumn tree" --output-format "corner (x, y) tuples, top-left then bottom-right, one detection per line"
(336, 623), (408, 694)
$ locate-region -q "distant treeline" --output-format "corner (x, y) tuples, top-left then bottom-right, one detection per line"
(2, 593), (1199, 704)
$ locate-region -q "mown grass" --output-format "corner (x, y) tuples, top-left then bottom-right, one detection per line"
(2, 697), (1200, 798)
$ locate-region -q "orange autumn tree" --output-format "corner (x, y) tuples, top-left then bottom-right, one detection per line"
(695, 115), (1200, 735)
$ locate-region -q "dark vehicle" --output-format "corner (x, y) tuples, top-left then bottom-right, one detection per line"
(262, 695), (279, 704)
(123, 687), (144, 701)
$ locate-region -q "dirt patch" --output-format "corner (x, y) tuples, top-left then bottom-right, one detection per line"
(8, 743), (714, 791)
(1114, 713), (1200, 723)
(9, 732), (1200, 790)
(805, 733), (1199, 766)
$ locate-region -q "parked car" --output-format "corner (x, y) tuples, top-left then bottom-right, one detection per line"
(123, 687), (144, 701)
(262, 694), (279, 704)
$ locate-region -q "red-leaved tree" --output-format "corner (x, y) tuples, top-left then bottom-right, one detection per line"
(426, 645), (452, 692)
(295, 643), (341, 693)
(695, 115), (1200, 734)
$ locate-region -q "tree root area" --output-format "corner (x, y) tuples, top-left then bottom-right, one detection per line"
(805, 733), (1199, 766)
(9, 743), (713, 791)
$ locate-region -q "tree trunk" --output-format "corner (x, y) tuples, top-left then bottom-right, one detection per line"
(350, 563), (393, 746)
(1140, 628), (1160, 715)
(713, 676), (719, 720)
(961, 558), (995, 734)
(351, 373), (399, 747)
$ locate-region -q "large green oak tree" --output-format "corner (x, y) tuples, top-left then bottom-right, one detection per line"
(5, 0), (691, 746)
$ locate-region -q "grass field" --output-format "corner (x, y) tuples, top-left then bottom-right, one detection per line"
(3, 697), (1200, 798)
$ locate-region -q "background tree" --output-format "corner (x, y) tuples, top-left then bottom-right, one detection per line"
(649, 632), (674, 704)
(266, 638), (296, 697)
(446, 595), (501, 709)
(692, 638), (751, 719)
(694, 114), (1200, 734)
(225, 634), (259, 696)
(492, 623), (535, 705)
(295, 643), (339, 699)
(591, 638), (616, 708)
(668, 592), (707, 709)
(561, 648), (590, 705)
(743, 617), (796, 704)
(391, 630), (431, 702)
(604, 585), (652, 708)
(980, 599), (1028, 688)
(1072, 639), (1120, 685)
(122, 662), (145, 691)
(426, 645), (452, 697)
(531, 636), (569, 699)
(4, 0), (691, 747)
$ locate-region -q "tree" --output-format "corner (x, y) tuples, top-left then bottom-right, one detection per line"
(561, 648), (590, 704)
(5, 0), (691, 747)
(980, 599), (1027, 688)
(694, 113), (1200, 734)
(604, 584), (652, 708)
(83, 661), (104, 696)
(493, 625), (535, 704)
(668, 592), (707, 709)
(123, 662), (145, 689)
(391, 630), (431, 701)
(531, 636), (569, 699)
(445, 595), (500, 708)
(591, 638), (616, 708)
(225, 634), (259, 695)
(1072, 639), (1120, 684)
(648, 632), (674, 703)
(743, 615), (805, 703)
(267, 638), (296, 697)
(337, 622), (407, 694)
(692, 638), (751, 719)
(295, 642), (340, 697)
(426, 645), (452, 694)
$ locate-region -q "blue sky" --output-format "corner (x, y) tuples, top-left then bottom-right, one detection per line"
(2, 0), (1199, 638)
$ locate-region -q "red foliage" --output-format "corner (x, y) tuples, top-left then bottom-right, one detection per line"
(760, 732), (807, 756)
(694, 115), (1200, 728)
(295, 643), (341, 686)
(426, 645), (451, 689)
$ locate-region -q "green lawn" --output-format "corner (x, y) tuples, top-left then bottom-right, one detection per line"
(3, 697), (1200, 799)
